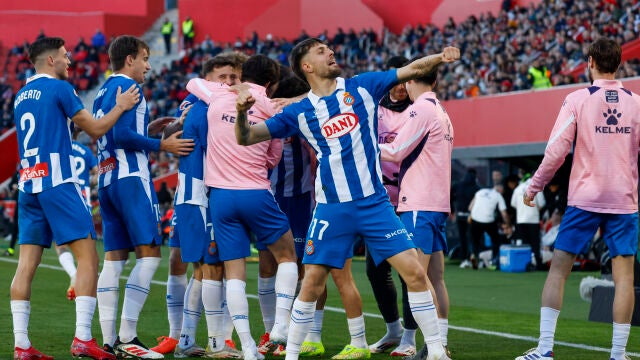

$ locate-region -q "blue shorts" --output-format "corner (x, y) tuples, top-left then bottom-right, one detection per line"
(19, 183), (96, 247)
(400, 211), (448, 255)
(168, 211), (180, 248)
(99, 177), (162, 252)
(175, 203), (220, 264)
(304, 192), (415, 269)
(274, 191), (313, 259)
(555, 206), (638, 257)
(209, 188), (290, 261)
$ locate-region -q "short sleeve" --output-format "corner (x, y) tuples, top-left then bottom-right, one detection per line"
(58, 81), (85, 118)
(265, 107), (300, 139)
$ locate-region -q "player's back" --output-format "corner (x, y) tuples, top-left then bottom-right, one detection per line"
(270, 136), (314, 198)
(14, 74), (83, 193)
(175, 99), (208, 206)
(567, 80), (640, 211)
(204, 83), (277, 190)
(93, 74), (150, 188)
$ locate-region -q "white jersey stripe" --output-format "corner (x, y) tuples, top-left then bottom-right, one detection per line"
(298, 109), (325, 203)
(355, 87), (379, 198)
(320, 97), (351, 202)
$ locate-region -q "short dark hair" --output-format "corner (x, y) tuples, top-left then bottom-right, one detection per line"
(108, 35), (150, 71)
(271, 75), (310, 99)
(29, 37), (65, 65)
(201, 52), (245, 77)
(587, 38), (621, 74)
(241, 54), (280, 87)
(386, 55), (408, 69)
(409, 55), (438, 86)
(289, 37), (324, 82)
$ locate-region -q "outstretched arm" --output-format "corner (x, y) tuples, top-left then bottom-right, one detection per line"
(396, 47), (460, 83)
(234, 89), (272, 146)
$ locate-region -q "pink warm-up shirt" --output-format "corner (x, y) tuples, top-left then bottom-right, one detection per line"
(379, 92), (453, 213)
(186, 79), (282, 190)
(378, 105), (412, 206)
(527, 79), (640, 214)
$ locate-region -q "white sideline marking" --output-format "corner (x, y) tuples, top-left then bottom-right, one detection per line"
(1, 256), (638, 357)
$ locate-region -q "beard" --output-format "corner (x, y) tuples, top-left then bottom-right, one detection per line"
(326, 66), (342, 78)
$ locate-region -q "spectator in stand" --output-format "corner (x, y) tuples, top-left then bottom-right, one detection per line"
(182, 16), (195, 50)
(528, 57), (553, 89)
(161, 19), (173, 55)
(92, 29), (107, 50)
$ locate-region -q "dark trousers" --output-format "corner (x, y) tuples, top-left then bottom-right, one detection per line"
(365, 248), (417, 330)
(456, 214), (470, 259)
(470, 220), (499, 260)
(163, 34), (171, 54)
(516, 223), (543, 269)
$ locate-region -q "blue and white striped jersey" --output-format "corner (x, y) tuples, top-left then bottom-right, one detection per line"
(175, 93), (198, 118)
(265, 70), (398, 203)
(270, 136), (314, 197)
(72, 141), (97, 206)
(14, 74), (83, 193)
(175, 99), (208, 207)
(93, 74), (160, 188)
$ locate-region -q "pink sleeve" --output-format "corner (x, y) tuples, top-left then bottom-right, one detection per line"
(186, 78), (217, 105)
(252, 88), (278, 117)
(266, 139), (283, 169)
(379, 104), (430, 162)
(527, 97), (577, 196)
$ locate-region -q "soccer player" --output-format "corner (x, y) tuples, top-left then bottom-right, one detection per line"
(367, 55), (419, 357)
(93, 35), (194, 359)
(516, 38), (640, 360)
(187, 54), (299, 360)
(379, 63), (454, 359)
(234, 38), (459, 360)
(11, 36), (139, 360)
(152, 53), (246, 357)
(55, 137), (98, 302)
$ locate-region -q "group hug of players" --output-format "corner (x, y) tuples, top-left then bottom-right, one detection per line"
(11, 31), (638, 360)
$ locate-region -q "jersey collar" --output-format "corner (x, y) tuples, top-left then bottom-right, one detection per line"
(307, 77), (346, 106)
(26, 73), (54, 84)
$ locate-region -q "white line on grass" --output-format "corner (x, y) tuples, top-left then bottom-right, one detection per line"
(1, 257), (638, 358)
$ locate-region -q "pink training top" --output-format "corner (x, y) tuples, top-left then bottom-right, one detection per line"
(379, 92), (453, 213)
(186, 79), (282, 190)
(378, 105), (412, 206)
(527, 79), (640, 214)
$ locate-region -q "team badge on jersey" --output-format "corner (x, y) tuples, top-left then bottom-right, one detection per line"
(321, 113), (359, 139)
(343, 92), (355, 106)
(305, 240), (315, 255)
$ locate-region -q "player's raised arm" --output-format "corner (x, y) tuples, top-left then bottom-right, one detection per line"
(234, 88), (272, 146)
(396, 47), (460, 83)
(73, 85), (140, 139)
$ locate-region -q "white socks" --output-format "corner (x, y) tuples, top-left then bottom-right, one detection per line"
(226, 279), (255, 351)
(408, 290), (442, 354)
(347, 315), (367, 348)
(538, 307), (560, 354)
(304, 310), (324, 343)
(119, 257), (161, 343)
(222, 282), (234, 341)
(611, 322), (631, 360)
(285, 299), (316, 360)
(11, 300), (30, 349)
(400, 329), (417, 347)
(180, 278), (203, 348)
(202, 279), (224, 351)
(258, 276), (276, 333)
(75, 296), (96, 341)
(438, 318), (449, 347)
(97, 260), (125, 347)
(58, 252), (77, 280)
(167, 274), (187, 339)
(386, 319), (403, 338)
(273, 262), (298, 335)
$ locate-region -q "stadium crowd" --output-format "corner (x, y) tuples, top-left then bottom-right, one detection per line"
(3, 0), (640, 135)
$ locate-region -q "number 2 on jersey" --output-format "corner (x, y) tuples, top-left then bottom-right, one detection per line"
(20, 112), (39, 157)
